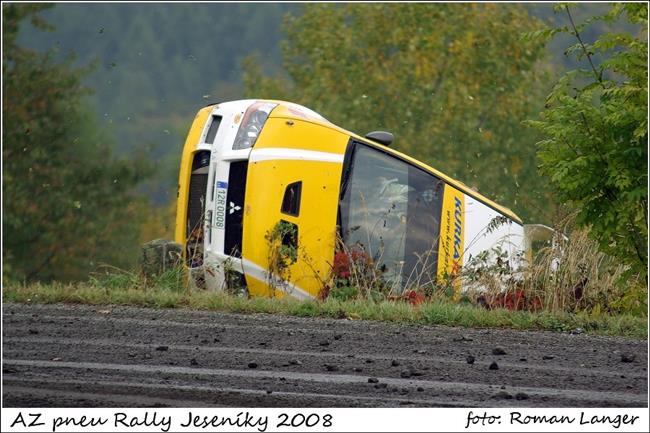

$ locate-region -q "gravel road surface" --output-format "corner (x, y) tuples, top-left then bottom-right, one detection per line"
(2, 303), (647, 407)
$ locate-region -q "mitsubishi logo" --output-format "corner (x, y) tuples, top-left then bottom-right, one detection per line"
(229, 201), (241, 215)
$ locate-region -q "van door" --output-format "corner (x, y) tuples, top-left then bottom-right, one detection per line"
(241, 116), (348, 298)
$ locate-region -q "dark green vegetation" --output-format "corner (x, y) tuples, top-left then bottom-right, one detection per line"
(527, 4), (648, 279)
(3, 3), (647, 324)
(3, 4), (151, 282)
(15, 3), (295, 204)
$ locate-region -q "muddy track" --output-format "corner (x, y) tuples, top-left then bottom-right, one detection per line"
(2, 303), (647, 407)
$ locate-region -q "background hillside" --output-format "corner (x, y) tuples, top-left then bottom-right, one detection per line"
(17, 3), (622, 205)
(6, 2), (645, 282)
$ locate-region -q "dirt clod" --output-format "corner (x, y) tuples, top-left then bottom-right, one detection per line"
(466, 355), (475, 364)
(391, 360), (400, 367)
(368, 377), (379, 383)
(155, 345), (169, 351)
(492, 347), (506, 355)
(515, 392), (530, 400)
(247, 362), (258, 369)
(492, 391), (513, 400)
(489, 362), (499, 370)
(621, 354), (636, 363)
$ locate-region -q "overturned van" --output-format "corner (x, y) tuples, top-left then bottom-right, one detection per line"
(175, 99), (529, 299)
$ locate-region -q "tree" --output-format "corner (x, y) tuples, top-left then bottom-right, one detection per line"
(526, 4), (647, 278)
(242, 3), (553, 222)
(16, 3), (298, 205)
(3, 4), (151, 282)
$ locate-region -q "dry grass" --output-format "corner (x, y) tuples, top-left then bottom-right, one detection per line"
(2, 281), (646, 338)
(525, 228), (642, 313)
(460, 218), (647, 317)
(326, 214), (647, 318)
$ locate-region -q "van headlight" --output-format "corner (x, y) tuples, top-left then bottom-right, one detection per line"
(232, 102), (277, 150)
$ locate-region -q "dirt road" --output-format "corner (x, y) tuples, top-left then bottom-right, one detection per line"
(2, 303), (647, 407)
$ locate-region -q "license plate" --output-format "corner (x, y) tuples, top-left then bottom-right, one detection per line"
(215, 181), (228, 229)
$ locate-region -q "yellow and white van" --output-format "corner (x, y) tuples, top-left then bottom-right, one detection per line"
(175, 99), (527, 299)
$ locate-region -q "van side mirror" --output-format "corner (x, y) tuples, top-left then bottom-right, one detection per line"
(365, 131), (394, 146)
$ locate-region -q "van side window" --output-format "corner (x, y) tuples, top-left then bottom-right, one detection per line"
(281, 181), (302, 217)
(339, 143), (444, 289)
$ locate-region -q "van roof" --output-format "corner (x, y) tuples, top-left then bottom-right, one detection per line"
(263, 100), (523, 225)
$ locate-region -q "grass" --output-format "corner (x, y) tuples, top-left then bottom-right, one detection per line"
(3, 281), (646, 339)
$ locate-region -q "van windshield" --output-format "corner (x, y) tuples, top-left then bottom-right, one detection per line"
(339, 143), (444, 290)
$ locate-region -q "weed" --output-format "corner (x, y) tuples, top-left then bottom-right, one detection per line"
(460, 215), (647, 317)
(265, 220), (299, 296)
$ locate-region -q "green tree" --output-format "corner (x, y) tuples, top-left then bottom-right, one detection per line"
(526, 4), (647, 278)
(243, 3), (553, 221)
(17, 3), (297, 204)
(3, 4), (151, 282)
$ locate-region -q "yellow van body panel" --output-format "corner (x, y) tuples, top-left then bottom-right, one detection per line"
(174, 106), (213, 246)
(245, 273), (287, 298)
(254, 116), (347, 154)
(437, 184), (466, 296)
(270, 104), (521, 224)
(243, 117), (348, 298)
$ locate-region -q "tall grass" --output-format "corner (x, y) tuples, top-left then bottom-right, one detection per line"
(525, 227), (644, 314)
(460, 220), (647, 317)
(3, 279), (646, 338)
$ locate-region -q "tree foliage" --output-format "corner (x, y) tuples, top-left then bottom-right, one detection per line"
(243, 3), (553, 221)
(16, 4), (297, 204)
(3, 4), (151, 282)
(526, 4), (648, 278)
